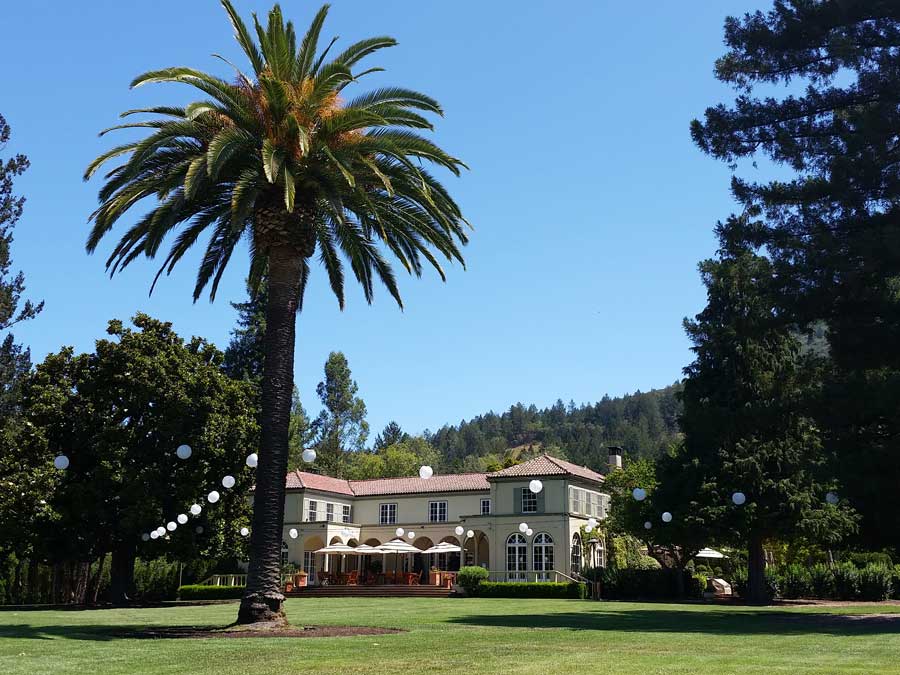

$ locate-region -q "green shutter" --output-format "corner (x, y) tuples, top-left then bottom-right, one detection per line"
(537, 489), (545, 514)
(514, 487), (522, 514)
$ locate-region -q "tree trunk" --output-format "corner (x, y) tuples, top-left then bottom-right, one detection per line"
(747, 534), (768, 605)
(88, 553), (107, 605)
(109, 543), (136, 605)
(237, 245), (303, 626)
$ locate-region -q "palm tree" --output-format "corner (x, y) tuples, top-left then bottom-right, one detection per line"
(85, 1), (468, 624)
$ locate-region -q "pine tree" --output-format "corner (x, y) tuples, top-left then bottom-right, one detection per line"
(691, 0), (900, 550)
(309, 352), (368, 476)
(677, 222), (854, 603)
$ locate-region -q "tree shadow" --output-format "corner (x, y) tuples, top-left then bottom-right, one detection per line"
(448, 608), (900, 636)
(0, 623), (221, 641)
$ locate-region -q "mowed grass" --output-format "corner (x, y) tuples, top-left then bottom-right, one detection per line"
(1, 598), (899, 674)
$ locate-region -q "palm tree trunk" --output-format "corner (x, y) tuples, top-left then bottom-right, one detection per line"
(237, 244), (303, 626)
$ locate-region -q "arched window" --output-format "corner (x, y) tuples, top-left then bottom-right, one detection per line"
(597, 537), (606, 568)
(533, 533), (554, 582)
(506, 533), (527, 581)
(571, 533), (582, 574)
(281, 541), (289, 567)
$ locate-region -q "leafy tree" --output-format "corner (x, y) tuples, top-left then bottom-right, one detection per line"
(0, 113), (42, 420)
(677, 229), (854, 603)
(691, 0), (900, 551)
(373, 421), (406, 451)
(287, 388), (312, 469)
(346, 436), (439, 479)
(85, 1), (467, 624)
(19, 314), (258, 603)
(309, 351), (368, 475)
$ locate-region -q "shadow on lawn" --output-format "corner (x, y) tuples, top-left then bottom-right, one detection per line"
(0, 623), (219, 641)
(448, 608), (900, 636)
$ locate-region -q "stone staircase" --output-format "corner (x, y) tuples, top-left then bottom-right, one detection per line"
(288, 584), (453, 598)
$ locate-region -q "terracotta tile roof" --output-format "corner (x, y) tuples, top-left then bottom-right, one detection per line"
(285, 470), (489, 496)
(287, 470), (354, 496)
(349, 473), (490, 496)
(487, 454), (604, 483)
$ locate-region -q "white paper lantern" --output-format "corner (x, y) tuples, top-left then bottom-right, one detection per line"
(150, 531), (159, 540)
(418, 465), (434, 480)
(587, 518), (598, 529)
(245, 453), (258, 468)
(176, 513), (187, 525)
(518, 522), (528, 533)
(826, 492), (839, 505)
(529, 479), (543, 494)
(222, 475), (235, 489)
(240, 527), (249, 537)
(454, 526), (464, 536)
(407, 531), (415, 539)
(732, 492), (746, 506)
(166, 521), (177, 532)
(195, 526), (204, 534)
(301, 448), (317, 463)
(288, 528), (298, 539)
(207, 490), (220, 504)
(466, 529), (474, 539)
(156, 526), (166, 536)
(190, 504), (202, 516)
(142, 533), (150, 542)
(644, 521), (652, 530)
(632, 487), (647, 501)
(175, 444), (192, 460)
(53, 455), (69, 470)
(395, 527), (404, 537)
(662, 512), (673, 523)
(525, 528), (533, 537)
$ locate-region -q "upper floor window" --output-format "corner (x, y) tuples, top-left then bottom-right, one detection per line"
(342, 504), (352, 523)
(379, 503), (397, 525)
(521, 489), (537, 513)
(326, 503), (335, 522)
(480, 498), (492, 515)
(428, 501), (448, 523)
(307, 500), (318, 522)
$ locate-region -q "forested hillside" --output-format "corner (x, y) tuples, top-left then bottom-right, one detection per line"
(426, 385), (683, 473)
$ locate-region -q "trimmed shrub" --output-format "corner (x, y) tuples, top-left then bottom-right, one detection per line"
(809, 563), (834, 599)
(133, 559), (181, 602)
(731, 566), (778, 602)
(457, 566), (489, 594)
(832, 563), (860, 600)
(858, 564), (893, 601)
(474, 582), (586, 599)
(847, 552), (893, 569)
(601, 567), (700, 600)
(892, 565), (900, 600)
(779, 564), (812, 599)
(177, 585), (244, 600)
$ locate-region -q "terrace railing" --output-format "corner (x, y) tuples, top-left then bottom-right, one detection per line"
(485, 570), (582, 583)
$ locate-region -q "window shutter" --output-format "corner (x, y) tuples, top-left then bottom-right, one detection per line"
(514, 487), (522, 514)
(537, 489), (545, 513)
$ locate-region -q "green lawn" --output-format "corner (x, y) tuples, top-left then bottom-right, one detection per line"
(1, 598), (899, 674)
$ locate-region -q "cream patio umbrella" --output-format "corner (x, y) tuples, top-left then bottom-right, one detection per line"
(421, 541), (462, 571)
(314, 542), (356, 575)
(696, 548), (727, 559)
(375, 538), (421, 580)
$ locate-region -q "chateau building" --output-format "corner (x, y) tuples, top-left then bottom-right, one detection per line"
(281, 452), (616, 583)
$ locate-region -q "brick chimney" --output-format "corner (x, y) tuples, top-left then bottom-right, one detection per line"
(607, 446), (623, 471)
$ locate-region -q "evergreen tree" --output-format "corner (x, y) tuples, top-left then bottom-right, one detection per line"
(678, 226), (854, 603)
(691, 0), (900, 550)
(0, 113), (42, 420)
(373, 421), (407, 451)
(309, 352), (368, 476)
(222, 282), (267, 385)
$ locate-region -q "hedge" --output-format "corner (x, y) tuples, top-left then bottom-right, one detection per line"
(735, 563), (898, 601)
(473, 581), (587, 599)
(601, 567), (704, 600)
(177, 585), (245, 600)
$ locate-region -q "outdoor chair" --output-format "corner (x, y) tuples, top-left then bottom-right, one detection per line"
(346, 570), (359, 585)
(406, 572), (420, 586)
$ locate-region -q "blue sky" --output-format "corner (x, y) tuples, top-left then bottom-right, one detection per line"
(3, 0), (770, 437)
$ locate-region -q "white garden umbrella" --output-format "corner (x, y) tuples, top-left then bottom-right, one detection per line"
(375, 538), (421, 577)
(314, 543), (356, 574)
(696, 547), (727, 559)
(421, 542), (462, 554)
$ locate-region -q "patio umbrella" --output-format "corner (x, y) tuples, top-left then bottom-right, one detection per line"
(314, 543), (356, 574)
(421, 541), (462, 571)
(375, 538), (421, 577)
(696, 548), (726, 559)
